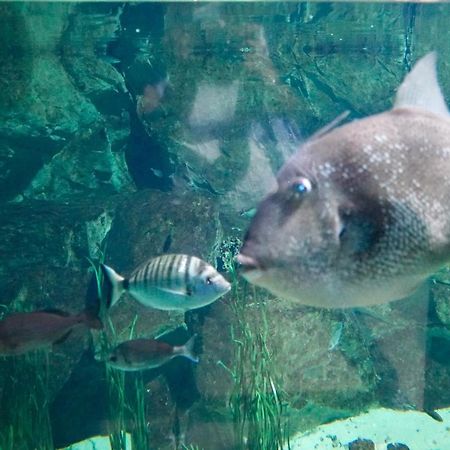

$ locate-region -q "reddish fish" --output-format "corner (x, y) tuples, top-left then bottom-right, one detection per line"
(238, 52), (450, 308)
(136, 79), (169, 119)
(0, 309), (102, 356)
(107, 334), (198, 371)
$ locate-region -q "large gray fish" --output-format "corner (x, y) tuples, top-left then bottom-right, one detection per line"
(238, 52), (450, 308)
(101, 254), (231, 311)
(0, 308), (102, 356)
(107, 334), (198, 371)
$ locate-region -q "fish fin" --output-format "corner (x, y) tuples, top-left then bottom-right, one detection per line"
(79, 309), (103, 330)
(309, 110), (351, 142)
(100, 264), (126, 307)
(41, 308), (71, 317)
(178, 334), (199, 363)
(394, 52), (449, 117)
(53, 330), (73, 345)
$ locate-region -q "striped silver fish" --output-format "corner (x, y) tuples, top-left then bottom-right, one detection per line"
(101, 254), (231, 312)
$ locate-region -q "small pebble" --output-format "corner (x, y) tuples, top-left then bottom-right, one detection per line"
(348, 438), (375, 450)
(387, 443), (410, 450)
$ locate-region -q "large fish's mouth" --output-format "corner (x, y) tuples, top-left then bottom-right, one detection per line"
(236, 253), (265, 282)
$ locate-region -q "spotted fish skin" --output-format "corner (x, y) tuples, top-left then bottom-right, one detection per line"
(101, 254), (230, 311)
(238, 52), (450, 308)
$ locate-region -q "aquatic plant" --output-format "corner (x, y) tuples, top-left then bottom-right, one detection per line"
(0, 348), (54, 450)
(220, 252), (290, 450)
(88, 252), (127, 449)
(128, 372), (149, 449)
(89, 252), (150, 450)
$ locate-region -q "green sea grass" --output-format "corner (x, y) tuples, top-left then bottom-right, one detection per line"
(89, 252), (150, 450)
(224, 256), (290, 450)
(0, 347), (53, 450)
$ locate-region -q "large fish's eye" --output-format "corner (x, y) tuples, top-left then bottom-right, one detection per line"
(205, 276), (212, 285)
(291, 177), (312, 198)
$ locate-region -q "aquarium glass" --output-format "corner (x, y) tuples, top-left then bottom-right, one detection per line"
(0, 2), (449, 450)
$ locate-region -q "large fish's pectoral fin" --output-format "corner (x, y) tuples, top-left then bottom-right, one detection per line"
(394, 52), (449, 117)
(309, 110), (351, 142)
(337, 203), (382, 255)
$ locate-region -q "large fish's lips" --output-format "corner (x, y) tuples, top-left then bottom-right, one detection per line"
(236, 253), (259, 269)
(236, 253), (265, 282)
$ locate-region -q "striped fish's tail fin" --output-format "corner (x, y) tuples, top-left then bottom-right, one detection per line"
(177, 334), (199, 363)
(100, 264), (127, 307)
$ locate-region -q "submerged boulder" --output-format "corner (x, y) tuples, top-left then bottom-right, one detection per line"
(1, 1), (450, 448)
(0, 3), (134, 203)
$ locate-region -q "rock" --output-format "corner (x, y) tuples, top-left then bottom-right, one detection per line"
(348, 438), (375, 450)
(431, 278), (450, 326)
(0, 197), (118, 394)
(0, 3), (134, 202)
(387, 443), (410, 450)
(2, 2), (450, 447)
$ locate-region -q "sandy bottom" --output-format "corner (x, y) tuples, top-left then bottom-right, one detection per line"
(61, 408), (450, 449)
(61, 434), (131, 450)
(287, 407), (450, 450)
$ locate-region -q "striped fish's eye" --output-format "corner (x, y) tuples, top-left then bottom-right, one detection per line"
(206, 276), (212, 285)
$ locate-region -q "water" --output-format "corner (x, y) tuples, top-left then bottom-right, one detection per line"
(0, 2), (449, 449)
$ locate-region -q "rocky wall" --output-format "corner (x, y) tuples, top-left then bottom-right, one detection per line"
(0, 2), (450, 449)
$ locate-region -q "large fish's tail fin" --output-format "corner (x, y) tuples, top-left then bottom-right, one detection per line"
(176, 334), (199, 363)
(394, 52), (449, 117)
(100, 264), (126, 308)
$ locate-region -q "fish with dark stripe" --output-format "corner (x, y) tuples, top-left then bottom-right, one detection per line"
(107, 334), (198, 371)
(101, 254), (231, 312)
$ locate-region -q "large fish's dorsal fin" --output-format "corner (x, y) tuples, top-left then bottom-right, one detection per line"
(309, 110), (351, 142)
(394, 52), (449, 117)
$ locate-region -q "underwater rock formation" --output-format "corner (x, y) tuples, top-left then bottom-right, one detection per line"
(1, 2), (450, 448)
(0, 3), (133, 203)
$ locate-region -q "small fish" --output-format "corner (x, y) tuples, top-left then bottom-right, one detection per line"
(238, 52), (450, 308)
(386, 444), (410, 450)
(150, 167), (164, 178)
(107, 334), (198, 371)
(136, 78), (169, 118)
(328, 321), (343, 351)
(0, 308), (102, 356)
(239, 207), (257, 218)
(101, 254), (231, 311)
